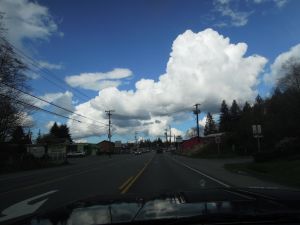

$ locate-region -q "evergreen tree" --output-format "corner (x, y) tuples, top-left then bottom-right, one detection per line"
(36, 129), (42, 144)
(204, 112), (217, 136)
(50, 122), (59, 137)
(242, 101), (251, 114)
(219, 100), (230, 132)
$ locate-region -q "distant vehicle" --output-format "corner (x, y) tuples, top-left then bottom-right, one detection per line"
(134, 151), (142, 155)
(67, 151), (86, 158)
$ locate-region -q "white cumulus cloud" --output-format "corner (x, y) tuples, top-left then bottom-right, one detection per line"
(65, 68), (133, 91)
(67, 28), (267, 139)
(0, 0), (61, 48)
(264, 43), (300, 86)
(35, 91), (74, 116)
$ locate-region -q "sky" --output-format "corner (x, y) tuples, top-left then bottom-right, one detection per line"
(1, 0), (300, 143)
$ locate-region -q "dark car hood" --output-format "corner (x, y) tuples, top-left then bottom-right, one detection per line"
(4, 187), (300, 225)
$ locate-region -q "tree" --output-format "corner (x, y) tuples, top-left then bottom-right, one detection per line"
(278, 60), (300, 92)
(242, 101), (251, 114)
(186, 127), (197, 138)
(230, 100), (241, 124)
(41, 122), (72, 144)
(219, 100), (230, 132)
(204, 112), (217, 136)
(10, 126), (25, 144)
(50, 122), (59, 137)
(0, 19), (30, 142)
(36, 129), (42, 144)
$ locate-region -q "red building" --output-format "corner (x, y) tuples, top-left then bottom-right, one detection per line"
(180, 137), (203, 152)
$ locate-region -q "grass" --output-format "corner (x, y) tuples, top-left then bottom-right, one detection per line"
(224, 159), (300, 188)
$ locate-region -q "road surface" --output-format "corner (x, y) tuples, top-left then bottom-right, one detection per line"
(0, 151), (290, 222)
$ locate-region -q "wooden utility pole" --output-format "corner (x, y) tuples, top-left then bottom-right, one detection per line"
(193, 104), (201, 138)
(105, 110), (115, 142)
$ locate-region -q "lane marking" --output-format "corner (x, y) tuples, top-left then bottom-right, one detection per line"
(168, 156), (231, 188)
(119, 176), (133, 190)
(0, 190), (58, 222)
(0, 158), (132, 196)
(120, 157), (153, 194)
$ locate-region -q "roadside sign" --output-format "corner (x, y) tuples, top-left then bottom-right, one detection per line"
(115, 141), (122, 148)
(176, 136), (183, 143)
(257, 125), (262, 134)
(252, 124), (262, 135)
(27, 145), (45, 158)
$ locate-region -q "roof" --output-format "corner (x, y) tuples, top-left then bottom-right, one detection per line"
(203, 132), (225, 138)
(98, 140), (114, 145)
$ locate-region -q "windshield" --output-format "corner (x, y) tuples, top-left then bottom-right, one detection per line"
(1, 0), (300, 224)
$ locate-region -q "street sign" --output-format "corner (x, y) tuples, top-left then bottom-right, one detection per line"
(176, 136), (183, 143)
(252, 124), (263, 152)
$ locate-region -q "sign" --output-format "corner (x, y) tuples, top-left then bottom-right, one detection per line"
(115, 141), (122, 148)
(27, 146), (45, 158)
(252, 124), (262, 135)
(48, 144), (66, 160)
(176, 136), (183, 143)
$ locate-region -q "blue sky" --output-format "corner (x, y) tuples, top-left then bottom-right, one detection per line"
(1, 0), (300, 143)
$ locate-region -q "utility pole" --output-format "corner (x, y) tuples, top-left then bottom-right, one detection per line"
(164, 128), (168, 144)
(169, 125), (172, 144)
(135, 131), (138, 150)
(105, 110), (115, 142)
(193, 104), (201, 139)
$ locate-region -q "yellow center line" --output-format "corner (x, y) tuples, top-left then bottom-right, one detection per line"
(120, 157), (153, 194)
(119, 176), (134, 190)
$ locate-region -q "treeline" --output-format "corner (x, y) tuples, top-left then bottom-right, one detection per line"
(204, 61), (300, 155)
(36, 122), (72, 144)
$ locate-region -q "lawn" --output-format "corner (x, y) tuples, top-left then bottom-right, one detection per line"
(224, 159), (300, 188)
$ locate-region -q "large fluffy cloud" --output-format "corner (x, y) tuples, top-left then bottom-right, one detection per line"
(264, 43), (300, 86)
(68, 28), (267, 139)
(0, 0), (61, 48)
(34, 91), (74, 116)
(65, 68), (133, 91)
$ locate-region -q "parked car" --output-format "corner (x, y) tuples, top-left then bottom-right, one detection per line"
(67, 151), (86, 158)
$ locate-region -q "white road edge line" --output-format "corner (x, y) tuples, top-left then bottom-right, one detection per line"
(168, 156), (231, 188)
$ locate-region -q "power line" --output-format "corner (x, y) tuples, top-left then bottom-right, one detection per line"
(0, 37), (91, 101)
(0, 92), (82, 123)
(0, 82), (109, 126)
(0, 92), (110, 132)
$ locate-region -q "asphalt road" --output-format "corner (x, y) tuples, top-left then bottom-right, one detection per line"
(0, 151), (284, 222)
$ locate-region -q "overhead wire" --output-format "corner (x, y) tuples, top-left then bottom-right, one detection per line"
(0, 81), (108, 126)
(0, 36), (91, 101)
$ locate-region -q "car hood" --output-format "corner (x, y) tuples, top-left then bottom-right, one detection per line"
(4, 187), (300, 225)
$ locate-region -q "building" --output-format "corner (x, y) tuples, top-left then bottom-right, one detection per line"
(98, 140), (114, 153)
(202, 133), (225, 144)
(180, 137), (203, 153)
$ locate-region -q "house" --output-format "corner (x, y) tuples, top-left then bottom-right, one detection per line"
(202, 132), (225, 144)
(98, 140), (114, 153)
(180, 137), (203, 153)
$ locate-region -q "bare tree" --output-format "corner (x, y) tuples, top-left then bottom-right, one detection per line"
(0, 17), (31, 142)
(278, 59), (300, 92)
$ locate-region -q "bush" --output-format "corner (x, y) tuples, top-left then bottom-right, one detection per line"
(254, 137), (300, 162)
